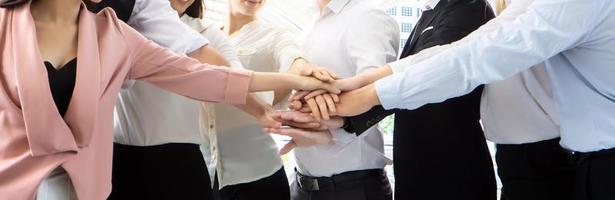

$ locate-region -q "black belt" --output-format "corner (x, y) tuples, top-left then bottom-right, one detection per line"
(568, 147), (615, 166)
(296, 169), (385, 191)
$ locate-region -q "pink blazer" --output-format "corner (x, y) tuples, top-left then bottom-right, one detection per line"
(0, 3), (252, 200)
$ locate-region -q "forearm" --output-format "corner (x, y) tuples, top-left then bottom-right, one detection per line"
(235, 93), (272, 121)
(356, 65), (393, 85)
(187, 45), (231, 67)
(249, 72), (295, 92)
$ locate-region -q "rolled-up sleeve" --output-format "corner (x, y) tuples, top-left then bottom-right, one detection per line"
(121, 22), (252, 105)
(376, 0), (604, 110)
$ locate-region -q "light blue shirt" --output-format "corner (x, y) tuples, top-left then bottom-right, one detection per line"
(375, 0), (615, 152)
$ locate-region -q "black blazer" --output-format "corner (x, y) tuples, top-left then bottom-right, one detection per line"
(346, 1), (497, 200)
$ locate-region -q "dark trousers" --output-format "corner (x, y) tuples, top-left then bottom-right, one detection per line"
(572, 148), (615, 200)
(214, 167), (290, 200)
(496, 138), (575, 200)
(290, 169), (392, 200)
(108, 143), (214, 200)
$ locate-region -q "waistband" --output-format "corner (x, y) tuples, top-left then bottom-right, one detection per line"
(295, 169), (386, 191)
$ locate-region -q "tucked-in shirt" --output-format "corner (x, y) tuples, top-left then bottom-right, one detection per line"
(113, 0), (214, 146)
(294, 0), (399, 177)
(208, 19), (303, 188)
(376, 0), (615, 152)
(389, 0), (560, 144)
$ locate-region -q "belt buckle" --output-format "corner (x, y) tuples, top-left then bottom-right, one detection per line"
(297, 174), (319, 191)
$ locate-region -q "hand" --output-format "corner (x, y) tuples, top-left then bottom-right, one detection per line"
(288, 91), (339, 120)
(335, 84), (380, 117)
(265, 127), (333, 155)
(290, 58), (339, 82)
(293, 75), (341, 95)
(269, 110), (344, 129)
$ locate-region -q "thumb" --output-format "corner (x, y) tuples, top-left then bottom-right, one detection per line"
(279, 140), (297, 155)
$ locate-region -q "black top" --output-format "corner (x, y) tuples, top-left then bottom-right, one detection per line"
(45, 58), (77, 117)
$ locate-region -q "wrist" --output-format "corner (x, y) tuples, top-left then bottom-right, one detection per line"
(363, 84), (380, 107)
(289, 58), (309, 75)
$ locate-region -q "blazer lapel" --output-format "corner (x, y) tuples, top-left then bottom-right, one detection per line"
(401, 1), (444, 58)
(12, 2), (78, 156)
(63, 4), (101, 150)
(11, 3), (101, 156)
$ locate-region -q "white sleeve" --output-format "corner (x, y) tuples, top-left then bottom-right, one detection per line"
(390, 0), (534, 73)
(128, 0), (209, 54)
(343, 9), (400, 75)
(376, 0), (606, 110)
(202, 25), (245, 69)
(270, 29), (303, 73)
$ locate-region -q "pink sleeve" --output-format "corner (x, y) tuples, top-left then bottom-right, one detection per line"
(121, 22), (252, 105)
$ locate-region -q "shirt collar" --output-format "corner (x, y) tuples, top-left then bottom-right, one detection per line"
(324, 0), (352, 15)
(424, 0), (441, 10)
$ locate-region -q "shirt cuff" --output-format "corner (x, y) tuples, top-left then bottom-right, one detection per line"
(224, 69), (253, 105)
(375, 75), (400, 110)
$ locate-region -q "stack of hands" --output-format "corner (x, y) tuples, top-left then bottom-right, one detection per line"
(263, 64), (382, 155)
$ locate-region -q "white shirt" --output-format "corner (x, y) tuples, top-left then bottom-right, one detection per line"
(390, 0), (560, 144)
(208, 20), (303, 188)
(376, 0), (615, 152)
(294, 0), (399, 177)
(113, 0), (212, 146)
(179, 15), (246, 184)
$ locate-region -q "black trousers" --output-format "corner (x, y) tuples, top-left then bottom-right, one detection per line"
(496, 138), (575, 200)
(214, 167), (290, 200)
(108, 143), (214, 200)
(572, 148), (615, 200)
(290, 169), (392, 200)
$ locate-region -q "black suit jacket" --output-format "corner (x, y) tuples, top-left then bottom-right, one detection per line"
(346, 1), (496, 199)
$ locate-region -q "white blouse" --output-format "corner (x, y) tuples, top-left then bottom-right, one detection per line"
(204, 20), (304, 188)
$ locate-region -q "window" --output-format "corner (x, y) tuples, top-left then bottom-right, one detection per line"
(401, 6), (413, 16)
(417, 8), (422, 18)
(401, 23), (413, 33)
(386, 7), (397, 16)
(400, 39), (408, 49)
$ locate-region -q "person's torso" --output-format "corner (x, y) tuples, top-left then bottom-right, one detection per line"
(548, 4), (615, 152)
(294, 0), (395, 177)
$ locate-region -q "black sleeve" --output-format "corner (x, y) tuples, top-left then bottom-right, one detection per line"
(420, 0), (495, 51)
(344, 106), (396, 136)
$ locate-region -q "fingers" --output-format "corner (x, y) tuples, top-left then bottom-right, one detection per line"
(322, 82), (341, 94)
(305, 98), (321, 120)
(279, 140), (297, 155)
(282, 121), (323, 129)
(303, 90), (327, 100)
(279, 110), (317, 123)
(314, 95), (330, 120)
(291, 91), (310, 101)
(322, 93), (337, 114)
(331, 93), (340, 103)
(289, 100), (303, 110)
